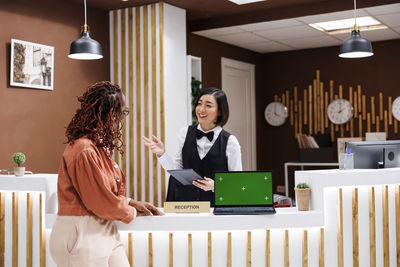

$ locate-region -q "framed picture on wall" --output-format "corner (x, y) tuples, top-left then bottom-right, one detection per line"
(10, 39), (54, 90)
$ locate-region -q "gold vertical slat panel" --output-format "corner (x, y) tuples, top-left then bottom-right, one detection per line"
(304, 89), (307, 125)
(382, 185), (389, 267)
(128, 8), (134, 199)
(121, 8), (127, 175)
(309, 85), (313, 135)
(367, 113), (371, 133)
(379, 92), (383, 120)
(384, 110), (388, 138)
(320, 82), (324, 133)
(208, 232), (212, 267)
(40, 193), (45, 267)
(290, 100), (294, 126)
(325, 91), (329, 128)
(371, 96), (375, 124)
(376, 116), (380, 132)
(135, 7), (142, 201)
(395, 186), (400, 267)
(337, 188), (344, 267)
(113, 10), (120, 164)
(313, 80), (317, 133)
(26, 193), (33, 267)
(284, 229), (289, 267)
(148, 233), (153, 267)
(266, 230), (270, 267)
(358, 116), (363, 138)
(12, 192), (18, 267)
(151, 3), (158, 206)
(294, 86), (298, 112)
(395, 119), (398, 134)
(369, 187), (376, 267)
(159, 2), (166, 204)
(299, 100), (302, 134)
(388, 96), (393, 125)
(362, 95), (366, 120)
(188, 233), (192, 267)
(0, 192), (5, 266)
(128, 233), (133, 266)
(303, 230), (308, 267)
(352, 188), (359, 267)
(143, 5), (150, 202)
(357, 85), (362, 113)
(354, 91), (358, 118)
(247, 231), (251, 267)
(169, 233), (173, 267)
(282, 93), (286, 105)
(319, 228), (324, 267)
(227, 232), (232, 267)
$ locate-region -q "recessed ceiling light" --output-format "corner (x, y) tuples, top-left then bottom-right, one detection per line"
(228, 0), (267, 5)
(309, 16), (387, 34)
(121, 0), (129, 2)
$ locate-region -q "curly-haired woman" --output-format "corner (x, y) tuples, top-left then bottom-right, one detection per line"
(50, 81), (163, 267)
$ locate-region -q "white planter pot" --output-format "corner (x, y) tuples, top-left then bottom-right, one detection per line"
(14, 167), (25, 177)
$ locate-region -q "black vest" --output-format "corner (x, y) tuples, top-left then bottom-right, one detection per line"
(166, 125), (230, 206)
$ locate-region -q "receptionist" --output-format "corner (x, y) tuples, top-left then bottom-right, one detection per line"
(143, 87), (242, 206)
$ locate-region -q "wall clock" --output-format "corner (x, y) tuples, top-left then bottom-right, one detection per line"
(392, 96), (400, 121)
(264, 101), (288, 127)
(327, 99), (354, 125)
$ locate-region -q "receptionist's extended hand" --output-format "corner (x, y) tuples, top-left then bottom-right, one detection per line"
(192, 177), (214, 192)
(142, 135), (165, 157)
(129, 200), (165, 216)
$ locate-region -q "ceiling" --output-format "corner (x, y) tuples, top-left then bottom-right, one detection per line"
(76, 0), (400, 53)
(193, 3), (400, 53)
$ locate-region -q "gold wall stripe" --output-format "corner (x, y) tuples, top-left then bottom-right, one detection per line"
(143, 5), (150, 202)
(148, 233), (153, 267)
(113, 10), (120, 164)
(319, 228), (324, 267)
(128, 233), (133, 266)
(40, 193), (45, 267)
(369, 187), (376, 267)
(371, 96), (375, 124)
(188, 233), (193, 267)
(379, 92), (383, 121)
(395, 186), (400, 266)
(337, 188), (344, 267)
(266, 229), (270, 267)
(12, 192), (18, 267)
(121, 8), (127, 176)
(0, 192), (4, 266)
(357, 85), (362, 113)
(135, 7), (142, 201)
(247, 231), (251, 267)
(128, 8), (134, 199)
(284, 229), (289, 267)
(151, 3), (158, 205)
(159, 2), (166, 204)
(388, 96), (393, 125)
(227, 232), (232, 267)
(303, 230), (308, 267)
(208, 232), (212, 267)
(169, 233), (173, 267)
(382, 185), (389, 267)
(26, 193), (33, 267)
(352, 188), (359, 267)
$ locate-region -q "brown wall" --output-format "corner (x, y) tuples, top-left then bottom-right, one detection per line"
(0, 0), (110, 173)
(188, 33), (400, 194)
(259, 39), (400, 193)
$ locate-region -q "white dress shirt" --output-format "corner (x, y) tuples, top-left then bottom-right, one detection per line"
(158, 125), (243, 173)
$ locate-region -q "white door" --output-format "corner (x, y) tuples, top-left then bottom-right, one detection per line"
(221, 57), (256, 171)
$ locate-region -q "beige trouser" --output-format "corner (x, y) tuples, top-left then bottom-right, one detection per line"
(49, 216), (130, 267)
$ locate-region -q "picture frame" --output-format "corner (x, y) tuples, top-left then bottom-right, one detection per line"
(10, 39), (54, 90)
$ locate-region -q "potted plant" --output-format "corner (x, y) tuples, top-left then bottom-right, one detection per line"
(12, 152), (26, 177)
(295, 182), (311, 211)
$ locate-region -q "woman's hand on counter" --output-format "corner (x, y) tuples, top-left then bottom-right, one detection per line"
(192, 177), (214, 192)
(142, 135), (165, 157)
(129, 200), (165, 216)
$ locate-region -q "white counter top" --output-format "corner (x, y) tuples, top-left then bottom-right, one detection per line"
(46, 207), (323, 231)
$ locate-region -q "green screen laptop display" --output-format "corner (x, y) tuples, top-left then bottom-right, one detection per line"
(214, 171), (273, 206)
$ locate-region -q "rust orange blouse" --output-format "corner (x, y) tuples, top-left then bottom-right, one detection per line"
(57, 137), (135, 224)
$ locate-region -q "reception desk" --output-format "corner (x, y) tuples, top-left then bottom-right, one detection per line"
(1, 169), (399, 267)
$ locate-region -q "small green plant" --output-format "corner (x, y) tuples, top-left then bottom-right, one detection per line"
(296, 182), (310, 189)
(12, 152), (26, 167)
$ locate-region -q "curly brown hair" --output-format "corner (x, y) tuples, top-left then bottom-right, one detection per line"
(65, 81), (124, 155)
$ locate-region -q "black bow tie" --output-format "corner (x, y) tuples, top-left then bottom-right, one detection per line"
(196, 129), (214, 141)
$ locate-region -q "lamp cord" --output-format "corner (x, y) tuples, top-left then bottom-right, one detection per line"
(84, 0), (87, 26)
(353, 0), (357, 27)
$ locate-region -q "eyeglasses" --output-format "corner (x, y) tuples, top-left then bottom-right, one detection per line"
(122, 108), (130, 117)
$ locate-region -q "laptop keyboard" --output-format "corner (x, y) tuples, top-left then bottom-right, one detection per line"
(214, 206), (275, 215)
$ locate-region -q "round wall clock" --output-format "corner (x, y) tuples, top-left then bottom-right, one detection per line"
(264, 101), (288, 127)
(392, 96), (400, 121)
(327, 99), (354, 125)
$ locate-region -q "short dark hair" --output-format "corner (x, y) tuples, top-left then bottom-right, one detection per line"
(193, 87), (229, 127)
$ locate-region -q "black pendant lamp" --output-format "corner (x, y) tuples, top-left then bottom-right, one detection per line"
(339, 0), (373, 58)
(68, 0), (103, 60)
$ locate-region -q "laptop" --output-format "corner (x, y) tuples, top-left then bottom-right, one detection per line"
(213, 171), (276, 215)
